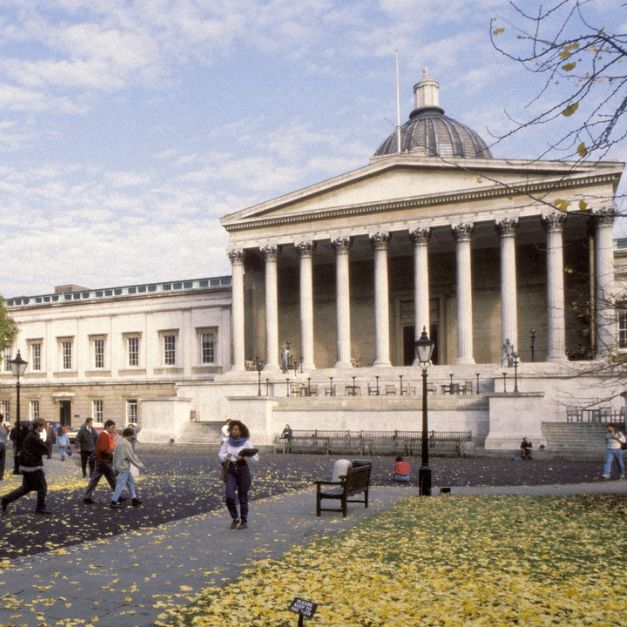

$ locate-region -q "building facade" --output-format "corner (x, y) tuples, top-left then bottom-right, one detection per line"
(1, 277), (231, 427)
(1, 71), (625, 448)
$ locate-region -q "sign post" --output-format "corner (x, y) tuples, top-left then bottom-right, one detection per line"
(289, 598), (318, 626)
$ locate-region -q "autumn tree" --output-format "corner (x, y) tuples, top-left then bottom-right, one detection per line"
(490, 0), (626, 163)
(0, 297), (18, 364)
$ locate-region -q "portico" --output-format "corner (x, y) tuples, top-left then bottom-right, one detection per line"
(223, 163), (620, 372)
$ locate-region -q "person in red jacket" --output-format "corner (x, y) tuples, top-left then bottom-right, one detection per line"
(83, 420), (117, 504)
(393, 456), (411, 482)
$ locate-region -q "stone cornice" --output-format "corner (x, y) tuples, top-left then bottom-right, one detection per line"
(223, 172), (620, 233)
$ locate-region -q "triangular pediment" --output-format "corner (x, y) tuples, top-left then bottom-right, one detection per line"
(221, 155), (622, 231)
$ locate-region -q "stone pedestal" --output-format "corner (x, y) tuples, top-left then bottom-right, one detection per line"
(484, 392), (546, 450)
(138, 396), (192, 444)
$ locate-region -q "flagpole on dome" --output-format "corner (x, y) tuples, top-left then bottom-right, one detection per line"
(395, 50), (401, 153)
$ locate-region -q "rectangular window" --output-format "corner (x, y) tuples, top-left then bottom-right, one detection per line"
(94, 339), (105, 369)
(62, 340), (73, 370)
(126, 399), (138, 425)
(201, 332), (215, 364)
(0, 400), (9, 421)
(164, 334), (176, 365)
(128, 336), (139, 367)
(30, 400), (40, 420)
(30, 343), (42, 371)
(619, 308), (627, 349)
(92, 400), (103, 422)
(3, 348), (12, 372)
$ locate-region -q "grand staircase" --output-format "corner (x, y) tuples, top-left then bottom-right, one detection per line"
(177, 421), (224, 445)
(541, 422), (610, 458)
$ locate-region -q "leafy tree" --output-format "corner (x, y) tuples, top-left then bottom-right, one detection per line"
(0, 297), (18, 363)
(490, 0), (626, 162)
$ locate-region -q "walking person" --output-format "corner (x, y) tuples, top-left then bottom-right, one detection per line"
(44, 421), (55, 459)
(1, 418), (52, 514)
(57, 425), (70, 461)
(110, 427), (145, 509)
(0, 416), (8, 480)
(83, 420), (118, 504)
(602, 423), (625, 479)
(218, 420), (259, 529)
(77, 417), (98, 478)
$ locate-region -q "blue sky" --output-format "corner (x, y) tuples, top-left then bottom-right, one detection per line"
(0, 0), (624, 297)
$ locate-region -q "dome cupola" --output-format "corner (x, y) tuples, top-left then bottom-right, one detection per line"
(374, 68), (492, 159)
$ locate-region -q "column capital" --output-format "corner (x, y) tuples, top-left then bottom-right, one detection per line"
(331, 236), (351, 252)
(260, 244), (278, 260)
(452, 223), (474, 242)
(495, 218), (519, 237)
(409, 227), (431, 245)
(369, 232), (389, 250)
(295, 241), (316, 257)
(542, 212), (567, 232)
(592, 208), (616, 227)
(227, 249), (245, 264)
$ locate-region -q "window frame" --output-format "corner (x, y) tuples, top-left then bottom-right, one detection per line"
(30, 400), (40, 420)
(126, 399), (138, 425)
(29, 341), (42, 372)
(92, 399), (104, 422)
(619, 306), (627, 350)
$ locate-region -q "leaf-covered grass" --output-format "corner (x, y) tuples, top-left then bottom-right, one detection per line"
(160, 495), (627, 626)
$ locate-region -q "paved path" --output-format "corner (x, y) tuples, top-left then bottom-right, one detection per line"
(0, 486), (411, 626)
(1, 481), (625, 626)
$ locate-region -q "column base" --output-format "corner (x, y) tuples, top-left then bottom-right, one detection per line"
(334, 361), (353, 369)
(373, 360), (392, 367)
(456, 357), (476, 365)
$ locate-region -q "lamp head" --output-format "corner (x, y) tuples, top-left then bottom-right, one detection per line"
(10, 350), (28, 377)
(414, 327), (434, 368)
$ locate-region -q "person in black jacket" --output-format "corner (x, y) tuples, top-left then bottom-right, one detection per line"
(76, 417), (98, 478)
(1, 418), (51, 514)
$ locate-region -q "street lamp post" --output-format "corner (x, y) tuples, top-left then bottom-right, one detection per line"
(530, 328), (536, 362)
(255, 357), (264, 397)
(512, 352), (520, 393)
(415, 327), (435, 497)
(10, 350), (28, 475)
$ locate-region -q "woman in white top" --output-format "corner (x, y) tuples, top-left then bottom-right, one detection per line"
(218, 420), (259, 529)
(602, 423), (625, 479)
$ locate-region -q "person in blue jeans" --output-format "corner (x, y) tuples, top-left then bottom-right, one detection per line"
(218, 420), (259, 529)
(110, 428), (145, 509)
(602, 424), (625, 479)
(57, 425), (70, 461)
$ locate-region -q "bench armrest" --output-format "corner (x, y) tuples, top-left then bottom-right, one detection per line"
(315, 480), (343, 486)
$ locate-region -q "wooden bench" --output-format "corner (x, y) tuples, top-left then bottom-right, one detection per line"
(316, 463), (371, 517)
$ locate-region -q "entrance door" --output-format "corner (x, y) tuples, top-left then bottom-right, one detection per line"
(403, 324), (440, 366)
(59, 401), (71, 427)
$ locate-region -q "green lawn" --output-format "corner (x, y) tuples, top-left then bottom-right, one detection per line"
(159, 495), (627, 626)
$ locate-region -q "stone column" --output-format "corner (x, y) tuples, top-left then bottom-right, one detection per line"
(496, 218), (519, 354)
(453, 223), (475, 365)
(410, 227), (431, 352)
(543, 213), (567, 361)
(261, 245), (280, 370)
(370, 232), (391, 366)
(594, 209), (617, 356)
(332, 237), (352, 368)
(296, 241), (316, 370)
(227, 249), (245, 371)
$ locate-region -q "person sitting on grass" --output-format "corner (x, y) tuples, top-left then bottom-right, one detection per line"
(520, 437), (533, 460)
(392, 456), (411, 482)
(110, 427), (145, 509)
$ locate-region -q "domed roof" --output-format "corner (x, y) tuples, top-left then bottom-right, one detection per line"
(374, 69), (492, 159)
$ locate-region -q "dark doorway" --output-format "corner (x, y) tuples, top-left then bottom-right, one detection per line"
(59, 401), (71, 427)
(403, 324), (439, 366)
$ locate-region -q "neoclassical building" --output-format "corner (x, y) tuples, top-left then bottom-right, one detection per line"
(2, 71), (625, 448)
(208, 71), (625, 447)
